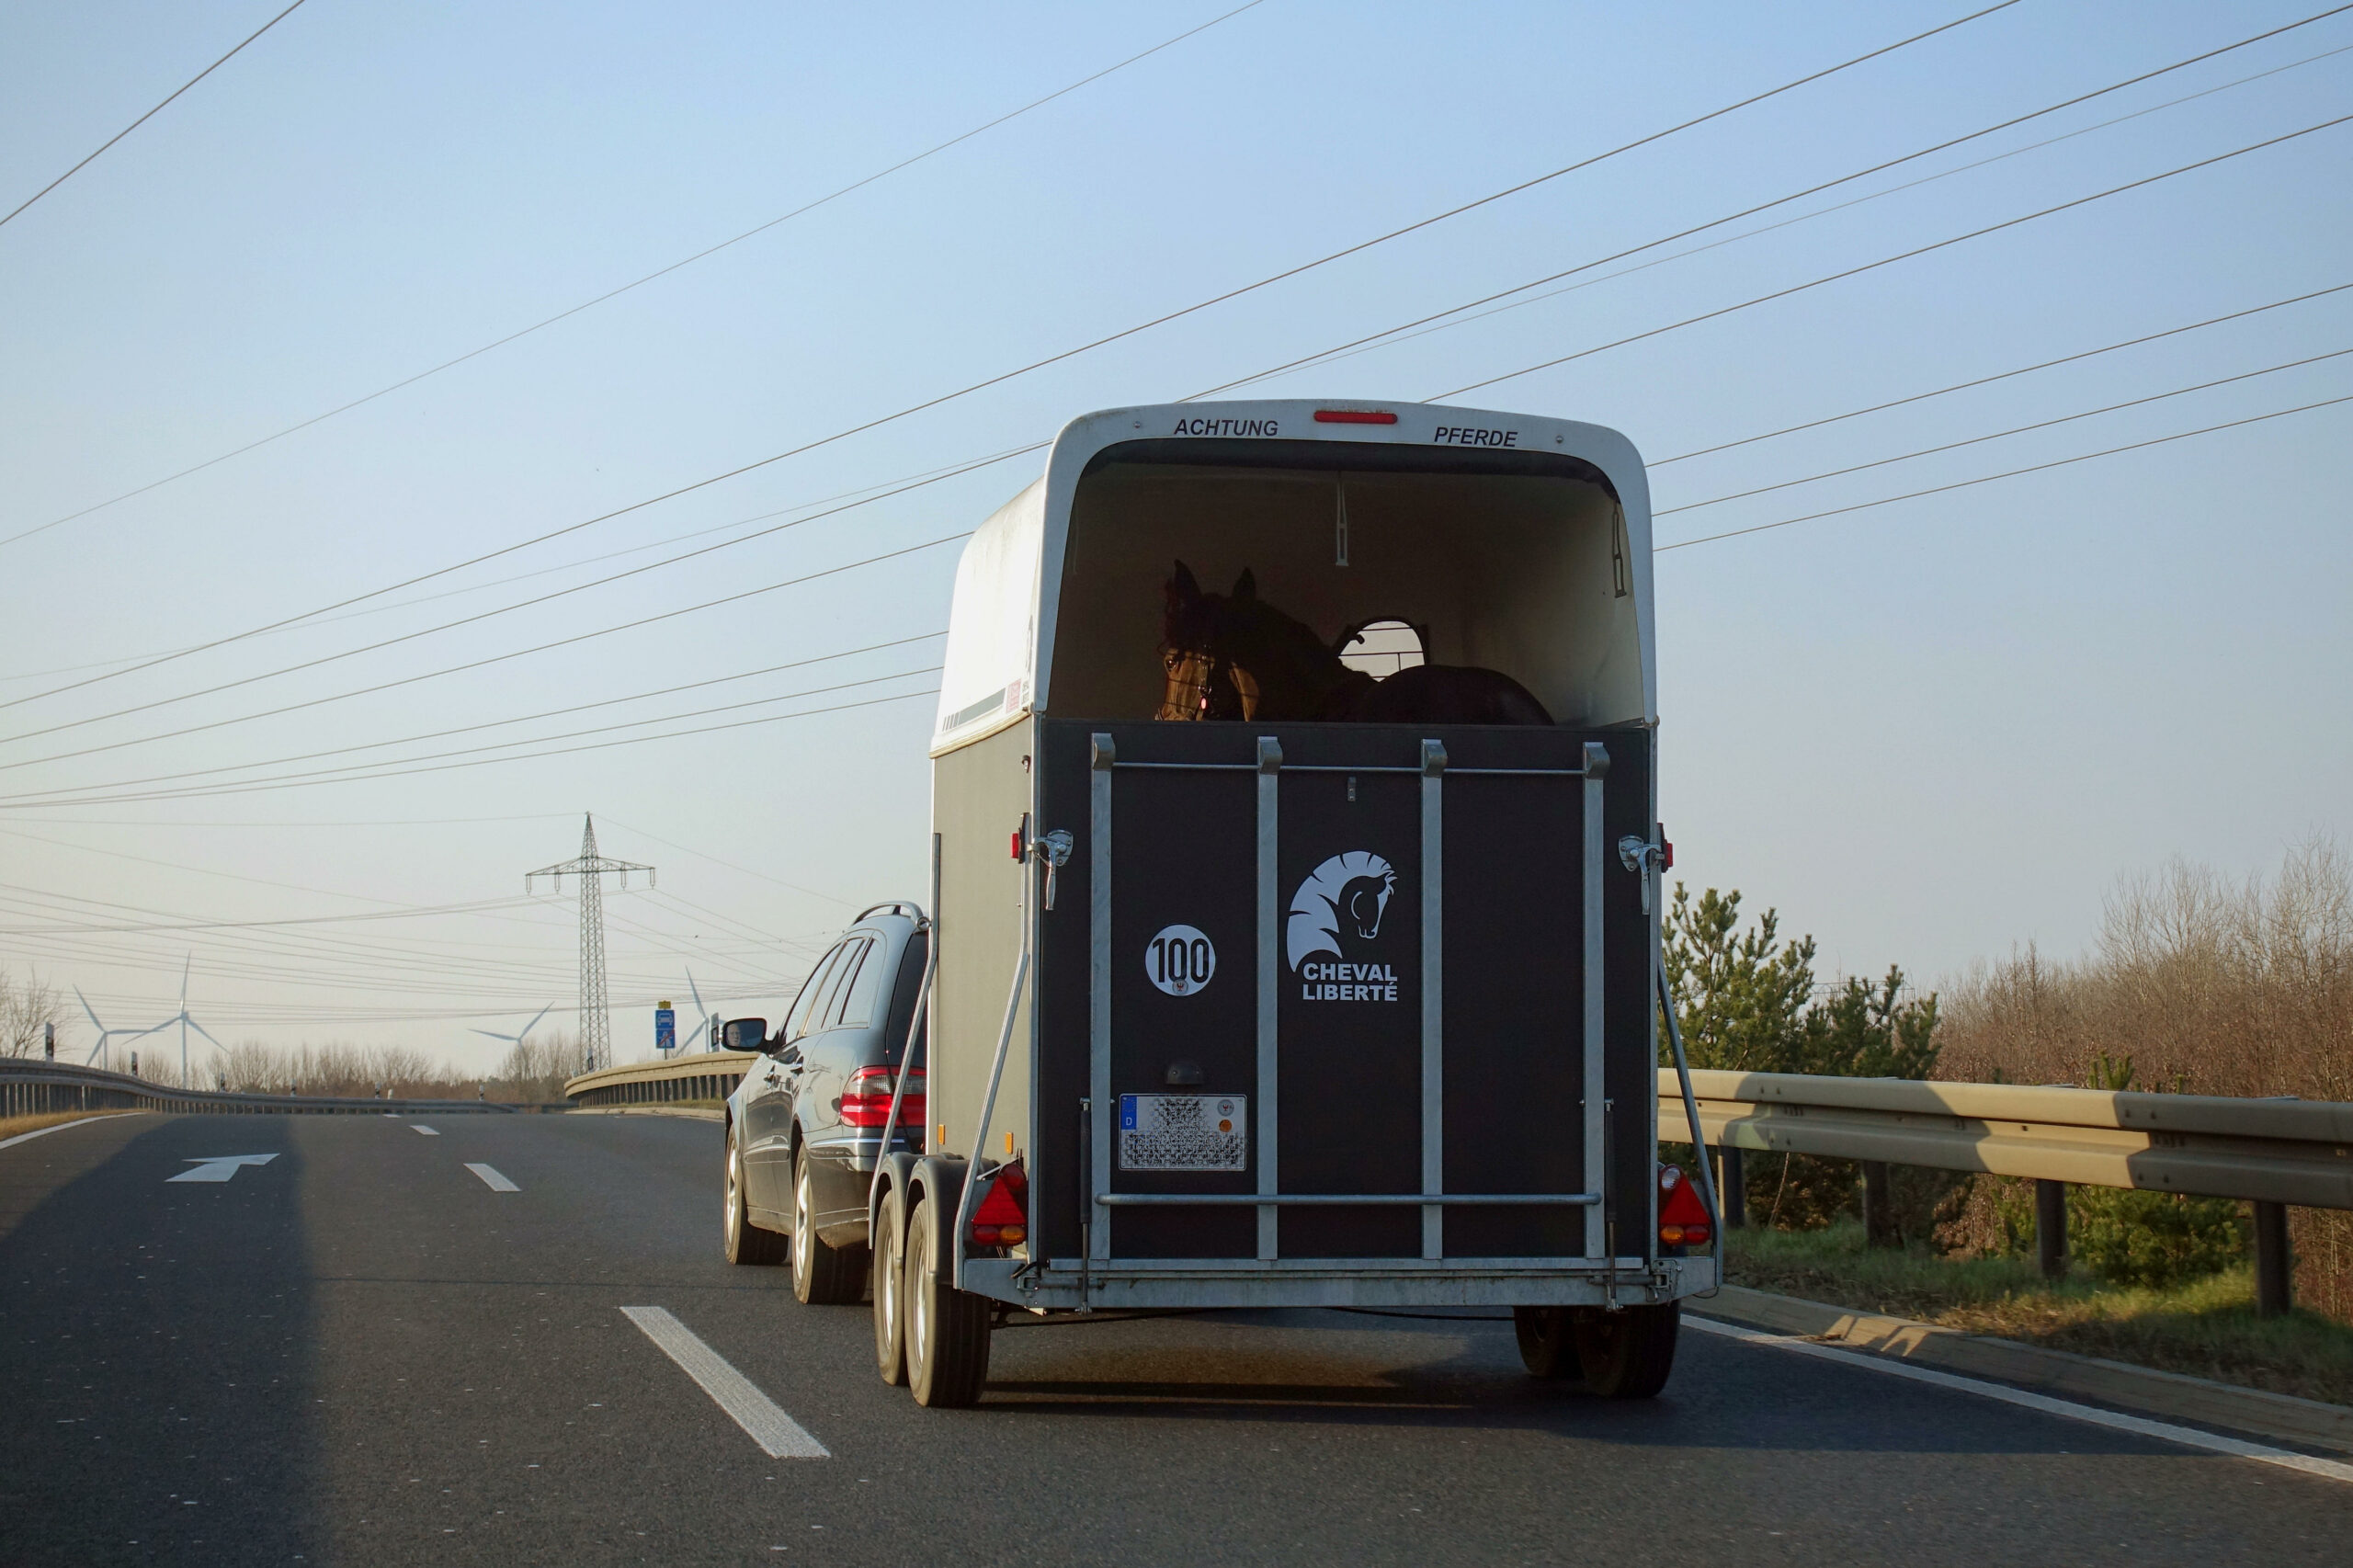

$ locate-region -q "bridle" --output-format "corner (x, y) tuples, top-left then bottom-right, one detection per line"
(1157, 646), (1218, 722)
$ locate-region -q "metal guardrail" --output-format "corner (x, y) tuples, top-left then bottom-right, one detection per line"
(1655, 1068), (2353, 1210)
(1, 1058), (518, 1119)
(564, 1051), (759, 1108)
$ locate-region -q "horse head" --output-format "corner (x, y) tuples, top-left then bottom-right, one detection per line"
(1283, 851), (1397, 969)
(1340, 873), (1394, 940)
(1157, 561), (1257, 721)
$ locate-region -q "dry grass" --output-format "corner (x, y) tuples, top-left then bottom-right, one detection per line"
(0, 1108), (142, 1144)
(1728, 1220), (2353, 1407)
(1935, 838), (2353, 1323)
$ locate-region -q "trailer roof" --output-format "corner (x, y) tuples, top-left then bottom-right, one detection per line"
(933, 400), (1654, 753)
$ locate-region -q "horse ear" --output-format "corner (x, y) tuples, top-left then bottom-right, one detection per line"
(1168, 560), (1201, 606)
(1232, 568), (1256, 601)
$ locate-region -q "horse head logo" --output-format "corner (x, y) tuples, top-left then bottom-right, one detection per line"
(1286, 852), (1397, 971)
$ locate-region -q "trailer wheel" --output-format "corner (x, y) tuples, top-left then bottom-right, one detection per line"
(904, 1195), (991, 1407)
(723, 1127), (786, 1266)
(791, 1148), (870, 1305)
(1574, 1301), (1680, 1399)
(1511, 1306), (1575, 1379)
(872, 1195), (907, 1386)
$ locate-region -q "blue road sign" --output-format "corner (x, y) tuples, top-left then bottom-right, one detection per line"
(654, 1006), (676, 1052)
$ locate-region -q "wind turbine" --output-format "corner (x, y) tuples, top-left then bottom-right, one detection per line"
(472, 1004), (555, 1062)
(678, 971), (719, 1056)
(76, 987), (165, 1074)
(150, 956), (222, 1089)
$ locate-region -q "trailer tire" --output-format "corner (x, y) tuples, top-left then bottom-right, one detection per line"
(872, 1194), (907, 1386)
(791, 1147), (869, 1305)
(904, 1195), (991, 1407)
(723, 1127), (786, 1266)
(1511, 1306), (1575, 1379)
(1574, 1301), (1679, 1399)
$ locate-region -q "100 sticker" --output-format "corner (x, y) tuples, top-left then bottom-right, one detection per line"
(1145, 925), (1216, 995)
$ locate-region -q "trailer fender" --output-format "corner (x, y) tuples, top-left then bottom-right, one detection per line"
(908, 1156), (970, 1276)
(869, 1152), (921, 1248)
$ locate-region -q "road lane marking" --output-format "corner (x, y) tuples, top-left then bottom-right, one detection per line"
(1686, 1315), (2353, 1485)
(0, 1113), (149, 1151)
(619, 1306), (828, 1460)
(411, 1125), (439, 1136)
(166, 1153), (278, 1184)
(466, 1164), (519, 1192)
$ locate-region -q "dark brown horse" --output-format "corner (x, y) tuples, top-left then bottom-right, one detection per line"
(1158, 562), (1552, 725)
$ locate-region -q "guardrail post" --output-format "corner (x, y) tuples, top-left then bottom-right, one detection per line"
(1717, 1144), (1745, 1229)
(2035, 1179), (2067, 1278)
(2255, 1200), (2292, 1317)
(1860, 1161), (1896, 1247)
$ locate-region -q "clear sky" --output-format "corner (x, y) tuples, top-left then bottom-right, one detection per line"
(2, 0), (2347, 1074)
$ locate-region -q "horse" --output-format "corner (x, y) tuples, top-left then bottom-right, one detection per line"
(1286, 851), (1396, 970)
(1157, 561), (1553, 725)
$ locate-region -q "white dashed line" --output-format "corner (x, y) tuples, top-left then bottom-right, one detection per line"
(620, 1306), (828, 1460)
(1686, 1314), (2353, 1485)
(466, 1164), (519, 1192)
(411, 1125), (439, 1136)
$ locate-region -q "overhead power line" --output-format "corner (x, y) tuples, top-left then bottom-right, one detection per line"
(0, 2), (1269, 550)
(1652, 282), (2353, 465)
(1186, 5), (2353, 403)
(1658, 391), (2353, 551)
(0, 2), (2012, 710)
(0, 0), (311, 231)
(1432, 110), (2353, 401)
(1655, 347), (2353, 514)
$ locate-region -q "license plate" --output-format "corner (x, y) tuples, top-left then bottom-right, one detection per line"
(1118, 1094), (1247, 1172)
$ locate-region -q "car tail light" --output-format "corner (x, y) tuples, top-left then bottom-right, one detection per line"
(841, 1064), (925, 1129)
(969, 1161), (1029, 1247)
(1658, 1163), (1712, 1249)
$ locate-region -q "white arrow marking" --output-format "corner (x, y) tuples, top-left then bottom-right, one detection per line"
(620, 1306), (827, 1459)
(466, 1164), (519, 1192)
(411, 1125), (439, 1136)
(167, 1153), (278, 1184)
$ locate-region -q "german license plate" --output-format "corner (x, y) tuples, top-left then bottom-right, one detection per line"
(1118, 1094), (1246, 1172)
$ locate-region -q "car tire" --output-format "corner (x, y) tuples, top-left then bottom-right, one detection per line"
(1574, 1301), (1679, 1399)
(1512, 1306), (1575, 1379)
(723, 1127), (786, 1266)
(872, 1195), (907, 1386)
(791, 1146), (869, 1305)
(904, 1194), (990, 1408)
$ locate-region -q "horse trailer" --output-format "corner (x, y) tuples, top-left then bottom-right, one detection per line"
(867, 399), (1718, 1406)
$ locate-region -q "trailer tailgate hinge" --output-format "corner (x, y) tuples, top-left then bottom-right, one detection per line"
(1035, 829), (1074, 910)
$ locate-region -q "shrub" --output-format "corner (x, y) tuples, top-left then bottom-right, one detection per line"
(2070, 1187), (2246, 1289)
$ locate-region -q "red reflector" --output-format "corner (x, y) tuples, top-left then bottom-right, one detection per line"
(1663, 839), (1675, 869)
(1659, 1163), (1713, 1235)
(1313, 409), (1398, 425)
(1009, 829), (1024, 861)
(839, 1064), (924, 1128)
(971, 1161), (1029, 1245)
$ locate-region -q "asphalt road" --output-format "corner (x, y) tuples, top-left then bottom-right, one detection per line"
(5, 1111), (2347, 1568)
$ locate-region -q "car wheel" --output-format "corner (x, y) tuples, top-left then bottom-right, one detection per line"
(723, 1128), (786, 1266)
(791, 1146), (869, 1305)
(1574, 1301), (1680, 1399)
(1512, 1306), (1574, 1379)
(873, 1195), (907, 1386)
(904, 1194), (990, 1408)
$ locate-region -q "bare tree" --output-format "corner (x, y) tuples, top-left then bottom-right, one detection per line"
(0, 970), (67, 1059)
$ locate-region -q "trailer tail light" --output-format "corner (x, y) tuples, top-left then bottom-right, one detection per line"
(1314, 408), (1398, 425)
(1658, 1163), (1712, 1248)
(968, 1161), (1029, 1247)
(841, 1065), (925, 1129)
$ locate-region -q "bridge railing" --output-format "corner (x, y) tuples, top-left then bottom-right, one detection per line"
(564, 1050), (760, 1109)
(1, 1058), (518, 1119)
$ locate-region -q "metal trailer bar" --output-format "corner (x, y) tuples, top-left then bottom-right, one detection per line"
(1581, 742), (1610, 1260)
(866, 846), (938, 1219)
(1255, 735), (1282, 1262)
(953, 826), (1033, 1284)
(1087, 735), (1116, 1269)
(1419, 739), (1446, 1260)
(1100, 1192), (1596, 1207)
(1655, 967), (1724, 1294)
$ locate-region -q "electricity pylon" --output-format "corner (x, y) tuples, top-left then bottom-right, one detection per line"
(527, 815), (653, 1074)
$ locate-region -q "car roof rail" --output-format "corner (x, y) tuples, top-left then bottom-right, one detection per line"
(853, 900), (926, 924)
